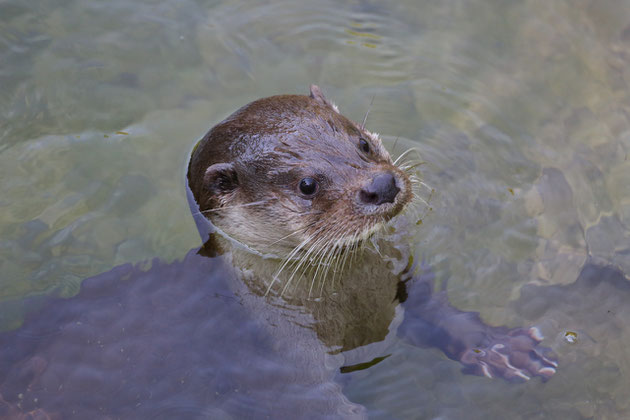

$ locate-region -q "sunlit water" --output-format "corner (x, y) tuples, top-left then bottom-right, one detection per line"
(1, 0), (630, 418)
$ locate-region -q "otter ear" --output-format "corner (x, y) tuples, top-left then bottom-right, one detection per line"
(204, 162), (239, 195)
(309, 85), (338, 112)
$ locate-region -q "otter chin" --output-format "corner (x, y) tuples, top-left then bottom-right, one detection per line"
(188, 85), (416, 265)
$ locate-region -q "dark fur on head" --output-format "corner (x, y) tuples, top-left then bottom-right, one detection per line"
(188, 86), (414, 259)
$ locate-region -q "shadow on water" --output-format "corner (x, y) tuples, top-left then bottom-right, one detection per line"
(0, 249), (361, 419)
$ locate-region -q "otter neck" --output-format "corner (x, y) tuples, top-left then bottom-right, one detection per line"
(201, 227), (412, 302)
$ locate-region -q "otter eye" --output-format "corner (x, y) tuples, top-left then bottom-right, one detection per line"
(298, 177), (318, 197)
(359, 138), (370, 154)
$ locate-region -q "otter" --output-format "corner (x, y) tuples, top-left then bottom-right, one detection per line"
(0, 86), (558, 419)
(186, 86), (557, 404)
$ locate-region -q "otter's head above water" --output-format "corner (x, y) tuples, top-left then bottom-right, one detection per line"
(188, 85), (416, 261)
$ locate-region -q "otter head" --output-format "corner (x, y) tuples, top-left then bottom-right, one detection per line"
(188, 85), (414, 260)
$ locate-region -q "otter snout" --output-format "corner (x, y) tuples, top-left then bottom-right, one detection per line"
(359, 172), (400, 205)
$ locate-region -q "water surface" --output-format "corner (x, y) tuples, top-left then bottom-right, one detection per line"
(1, 0), (630, 418)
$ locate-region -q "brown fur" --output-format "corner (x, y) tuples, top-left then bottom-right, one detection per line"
(188, 86), (412, 260)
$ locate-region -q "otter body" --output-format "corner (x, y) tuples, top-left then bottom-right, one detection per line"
(1, 86), (559, 419)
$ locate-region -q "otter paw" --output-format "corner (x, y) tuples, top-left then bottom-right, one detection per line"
(460, 327), (557, 382)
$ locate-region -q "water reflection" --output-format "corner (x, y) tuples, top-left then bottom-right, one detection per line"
(1, 0), (629, 418)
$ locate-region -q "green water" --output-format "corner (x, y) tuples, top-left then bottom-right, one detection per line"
(1, 0), (630, 418)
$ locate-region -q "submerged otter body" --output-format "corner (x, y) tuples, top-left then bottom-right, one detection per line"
(0, 86), (562, 419)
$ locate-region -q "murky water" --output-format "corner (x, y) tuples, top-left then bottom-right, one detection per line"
(1, 0), (630, 418)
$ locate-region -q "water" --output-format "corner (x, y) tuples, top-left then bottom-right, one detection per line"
(1, 0), (630, 418)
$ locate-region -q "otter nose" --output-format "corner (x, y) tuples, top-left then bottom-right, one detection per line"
(359, 172), (400, 205)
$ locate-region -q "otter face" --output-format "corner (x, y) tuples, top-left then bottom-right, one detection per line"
(188, 85), (415, 261)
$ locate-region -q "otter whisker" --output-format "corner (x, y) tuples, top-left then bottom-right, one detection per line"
(269, 223), (324, 294)
(334, 227), (362, 292)
(285, 207), (326, 216)
(418, 181), (434, 192)
(407, 192), (423, 216)
(350, 218), (369, 269)
(285, 241), (328, 296)
(361, 95), (375, 130)
(398, 155), (424, 164)
(325, 229), (350, 293)
(412, 193), (430, 207)
(364, 218), (386, 257)
(393, 147), (420, 166)
(398, 156), (425, 166)
(315, 246), (334, 297)
(319, 241), (342, 297)
(392, 137), (400, 153)
(311, 223), (353, 296)
(395, 153), (424, 166)
(320, 226), (351, 294)
(306, 241), (333, 297)
(269, 228), (322, 296)
(267, 221), (318, 248)
(399, 161), (427, 172)
(324, 241), (348, 295)
(252, 197), (389, 297)
(358, 230), (369, 258)
(329, 245), (344, 291)
(197, 200), (271, 215)
(282, 224), (338, 297)
(402, 162), (424, 173)
(408, 182), (435, 222)
(286, 226), (327, 267)
(407, 173), (435, 197)
(283, 241), (325, 296)
(370, 237), (384, 259)
(349, 231), (359, 269)
(330, 227), (356, 290)
(283, 240), (324, 296)
(307, 225), (348, 298)
(336, 230), (357, 286)
(409, 178), (423, 188)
